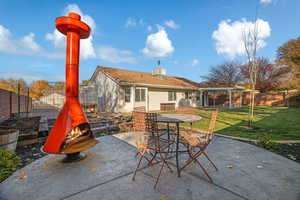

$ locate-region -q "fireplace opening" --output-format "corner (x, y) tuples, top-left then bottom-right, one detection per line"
(60, 123), (98, 154)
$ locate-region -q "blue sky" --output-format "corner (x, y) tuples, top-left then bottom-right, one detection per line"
(0, 0), (299, 83)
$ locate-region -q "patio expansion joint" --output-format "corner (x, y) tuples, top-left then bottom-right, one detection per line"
(167, 162), (251, 200)
(60, 170), (135, 200)
(61, 135), (249, 200)
(60, 159), (250, 200)
(111, 134), (250, 200)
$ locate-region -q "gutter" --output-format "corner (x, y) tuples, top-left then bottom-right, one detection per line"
(119, 82), (198, 90)
(198, 87), (245, 91)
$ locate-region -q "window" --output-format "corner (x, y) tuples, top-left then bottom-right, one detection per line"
(196, 92), (201, 101)
(124, 88), (131, 102)
(168, 91), (176, 101)
(135, 88), (146, 102)
(185, 91), (193, 99)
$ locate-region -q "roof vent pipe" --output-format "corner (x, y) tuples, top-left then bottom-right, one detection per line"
(152, 60), (166, 78)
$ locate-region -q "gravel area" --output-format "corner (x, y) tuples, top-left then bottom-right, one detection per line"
(15, 138), (48, 168)
(268, 143), (300, 163)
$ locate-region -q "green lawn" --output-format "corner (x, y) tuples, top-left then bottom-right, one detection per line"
(181, 106), (300, 141)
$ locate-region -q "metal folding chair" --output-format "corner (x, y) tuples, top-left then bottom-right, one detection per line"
(132, 112), (173, 188)
(179, 110), (218, 182)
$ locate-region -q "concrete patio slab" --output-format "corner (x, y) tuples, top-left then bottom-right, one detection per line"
(1, 132), (300, 200)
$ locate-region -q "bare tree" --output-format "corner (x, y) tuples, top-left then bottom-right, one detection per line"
(242, 8), (260, 127)
(201, 61), (242, 87)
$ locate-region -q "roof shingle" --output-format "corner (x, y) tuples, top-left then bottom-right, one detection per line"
(97, 66), (199, 89)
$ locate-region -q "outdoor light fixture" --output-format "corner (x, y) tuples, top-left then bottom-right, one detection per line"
(43, 12), (98, 162)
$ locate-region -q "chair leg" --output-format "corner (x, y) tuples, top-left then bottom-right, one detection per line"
(159, 152), (173, 173)
(135, 151), (139, 158)
(203, 152), (218, 171)
(193, 158), (213, 183)
(132, 155), (143, 181)
(180, 149), (203, 171)
(154, 160), (165, 188)
(187, 145), (197, 164)
(147, 151), (157, 166)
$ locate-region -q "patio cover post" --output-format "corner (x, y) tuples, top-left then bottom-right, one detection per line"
(205, 92), (209, 107)
(240, 92), (243, 107)
(228, 89), (232, 108)
(199, 90), (203, 107)
(132, 85), (136, 111)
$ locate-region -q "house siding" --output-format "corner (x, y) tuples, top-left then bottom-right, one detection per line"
(39, 93), (65, 108)
(92, 71), (122, 112)
(148, 88), (199, 111)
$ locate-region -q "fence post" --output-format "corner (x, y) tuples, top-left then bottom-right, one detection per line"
(9, 91), (12, 118)
(26, 88), (30, 118)
(17, 82), (20, 118)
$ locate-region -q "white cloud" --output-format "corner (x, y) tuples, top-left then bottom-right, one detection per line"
(0, 25), (61, 58)
(46, 4), (96, 59)
(64, 4), (96, 30)
(96, 46), (137, 63)
(212, 18), (271, 59)
(125, 17), (137, 27)
(142, 26), (174, 58)
(260, 0), (272, 4)
(45, 30), (64, 48)
(139, 19), (144, 26)
(164, 20), (180, 29)
(46, 5), (136, 63)
(192, 59), (199, 66)
(125, 17), (145, 28)
(147, 25), (152, 32)
(0, 4), (137, 64)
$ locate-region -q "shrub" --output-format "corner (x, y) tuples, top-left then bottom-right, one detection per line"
(256, 134), (278, 150)
(122, 115), (132, 122)
(0, 149), (21, 182)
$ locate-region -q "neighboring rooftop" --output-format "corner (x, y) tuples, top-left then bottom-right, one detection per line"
(92, 66), (200, 89)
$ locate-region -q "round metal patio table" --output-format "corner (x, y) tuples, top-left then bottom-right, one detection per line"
(157, 114), (202, 177)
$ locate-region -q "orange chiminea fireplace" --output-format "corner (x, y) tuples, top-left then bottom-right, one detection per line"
(43, 12), (98, 162)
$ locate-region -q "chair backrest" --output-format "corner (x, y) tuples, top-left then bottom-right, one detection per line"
(207, 110), (218, 140)
(145, 112), (159, 135)
(145, 112), (165, 150)
(132, 111), (147, 131)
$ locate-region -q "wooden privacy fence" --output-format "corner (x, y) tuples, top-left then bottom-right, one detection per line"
(0, 88), (32, 122)
(210, 91), (299, 107)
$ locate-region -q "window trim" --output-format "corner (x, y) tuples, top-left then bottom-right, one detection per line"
(185, 91), (193, 100)
(135, 88), (146, 102)
(168, 91), (176, 101)
(124, 87), (131, 103)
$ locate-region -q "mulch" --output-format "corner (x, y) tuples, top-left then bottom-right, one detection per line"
(239, 140), (300, 164)
(268, 143), (300, 163)
(15, 138), (47, 168)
